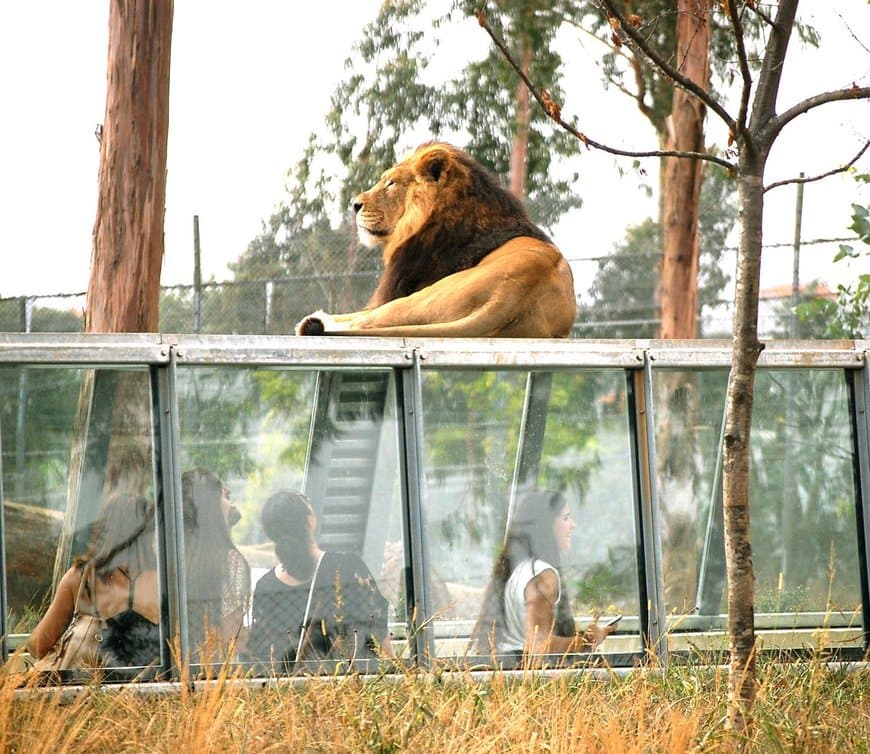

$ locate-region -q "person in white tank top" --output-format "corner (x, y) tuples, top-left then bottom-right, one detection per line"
(471, 489), (616, 659)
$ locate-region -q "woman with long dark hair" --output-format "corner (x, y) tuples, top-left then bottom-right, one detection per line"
(28, 492), (162, 669)
(247, 489), (392, 671)
(471, 488), (614, 658)
(180, 468), (250, 656)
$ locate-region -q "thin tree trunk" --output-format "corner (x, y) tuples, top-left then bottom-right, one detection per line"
(86, 0), (173, 333)
(658, 0), (712, 339)
(723, 164), (765, 732)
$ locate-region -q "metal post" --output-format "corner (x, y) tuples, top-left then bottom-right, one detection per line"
(790, 173), (805, 339)
(14, 299), (32, 500)
(152, 350), (188, 678)
(628, 356), (667, 664)
(396, 351), (434, 665)
(782, 174), (804, 585)
(193, 215), (202, 334)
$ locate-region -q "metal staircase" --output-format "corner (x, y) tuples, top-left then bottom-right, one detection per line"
(303, 370), (396, 565)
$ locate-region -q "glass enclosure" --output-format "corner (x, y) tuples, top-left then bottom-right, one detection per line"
(654, 367), (865, 653)
(1, 335), (867, 683)
(420, 368), (643, 664)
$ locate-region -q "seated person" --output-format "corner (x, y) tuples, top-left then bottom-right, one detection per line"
(471, 488), (615, 660)
(180, 469), (250, 657)
(29, 470), (251, 674)
(247, 490), (392, 671)
(28, 492), (161, 671)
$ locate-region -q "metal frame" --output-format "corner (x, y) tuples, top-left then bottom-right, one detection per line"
(852, 352), (870, 648)
(1, 333), (868, 677)
(395, 349), (434, 664)
(152, 350), (188, 678)
(628, 354), (667, 662)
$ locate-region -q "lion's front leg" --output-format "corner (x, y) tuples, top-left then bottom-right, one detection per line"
(295, 309), (365, 336)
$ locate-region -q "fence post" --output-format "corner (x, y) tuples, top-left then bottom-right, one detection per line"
(193, 215), (202, 334)
(264, 280), (273, 334)
(790, 173), (804, 338)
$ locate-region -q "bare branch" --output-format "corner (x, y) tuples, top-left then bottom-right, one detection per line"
(595, 0), (735, 131)
(743, 0), (775, 28)
(475, 9), (735, 172)
(725, 0), (754, 136)
(764, 139), (870, 193)
(768, 86), (870, 139)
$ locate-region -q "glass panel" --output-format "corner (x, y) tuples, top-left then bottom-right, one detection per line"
(420, 368), (642, 667)
(174, 366), (405, 674)
(655, 368), (864, 654)
(1, 367), (165, 678)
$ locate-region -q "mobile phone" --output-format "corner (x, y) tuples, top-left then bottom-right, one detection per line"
(601, 614), (623, 627)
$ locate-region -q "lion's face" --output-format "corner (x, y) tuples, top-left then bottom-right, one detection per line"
(352, 144), (456, 255)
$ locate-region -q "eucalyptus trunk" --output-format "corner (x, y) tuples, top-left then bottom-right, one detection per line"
(85, 0), (173, 333)
(509, 33), (533, 201)
(73, 1), (174, 556)
(658, 0), (712, 339)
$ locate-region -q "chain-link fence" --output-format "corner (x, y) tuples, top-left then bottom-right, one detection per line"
(0, 237), (857, 339)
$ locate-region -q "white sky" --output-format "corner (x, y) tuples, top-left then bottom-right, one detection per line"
(0, 2), (868, 302)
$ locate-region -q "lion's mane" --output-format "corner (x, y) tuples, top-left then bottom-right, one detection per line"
(367, 143), (552, 307)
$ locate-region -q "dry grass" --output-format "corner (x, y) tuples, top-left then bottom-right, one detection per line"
(1, 658), (868, 753)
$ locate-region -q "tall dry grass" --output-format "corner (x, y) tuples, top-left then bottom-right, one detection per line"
(1, 658), (868, 753)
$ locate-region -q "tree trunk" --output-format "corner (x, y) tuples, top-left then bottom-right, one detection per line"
(658, 0), (712, 339)
(61, 2), (174, 591)
(723, 162), (765, 732)
(85, 0), (173, 334)
(509, 35), (532, 201)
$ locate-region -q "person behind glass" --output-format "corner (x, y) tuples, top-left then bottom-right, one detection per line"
(28, 491), (161, 670)
(247, 490), (393, 671)
(181, 468), (251, 657)
(471, 488), (615, 659)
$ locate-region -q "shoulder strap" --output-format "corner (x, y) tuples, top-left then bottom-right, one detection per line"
(295, 551), (327, 660)
(76, 562), (102, 619)
(127, 571), (136, 611)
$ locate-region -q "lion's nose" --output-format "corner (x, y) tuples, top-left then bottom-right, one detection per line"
(352, 199), (363, 214)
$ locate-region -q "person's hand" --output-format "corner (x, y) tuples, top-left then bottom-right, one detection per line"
(582, 616), (617, 649)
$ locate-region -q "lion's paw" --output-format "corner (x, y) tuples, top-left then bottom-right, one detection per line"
(295, 311), (329, 336)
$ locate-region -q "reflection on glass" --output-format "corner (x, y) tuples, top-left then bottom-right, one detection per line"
(174, 367), (406, 674)
(421, 368), (641, 664)
(1, 367), (165, 675)
(1, 366), (83, 638)
(655, 368), (863, 651)
(180, 468), (251, 662)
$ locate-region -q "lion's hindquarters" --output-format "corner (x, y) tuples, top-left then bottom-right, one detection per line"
(295, 241), (576, 338)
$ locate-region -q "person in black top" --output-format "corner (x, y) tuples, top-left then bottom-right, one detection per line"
(247, 490), (392, 672)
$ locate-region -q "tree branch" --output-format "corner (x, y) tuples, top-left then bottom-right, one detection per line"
(475, 9), (735, 172)
(743, 0), (775, 28)
(764, 139), (870, 193)
(595, 0), (735, 132)
(767, 86), (870, 140)
(725, 0), (754, 137)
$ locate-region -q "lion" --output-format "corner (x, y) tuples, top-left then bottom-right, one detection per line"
(295, 142), (576, 338)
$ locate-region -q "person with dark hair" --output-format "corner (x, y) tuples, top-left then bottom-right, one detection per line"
(180, 468), (250, 656)
(247, 489), (392, 671)
(28, 492), (162, 670)
(471, 489), (615, 659)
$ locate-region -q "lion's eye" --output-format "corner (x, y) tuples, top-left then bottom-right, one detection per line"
(385, 179), (396, 189)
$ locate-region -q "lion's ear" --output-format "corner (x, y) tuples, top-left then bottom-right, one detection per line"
(416, 147), (451, 183)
